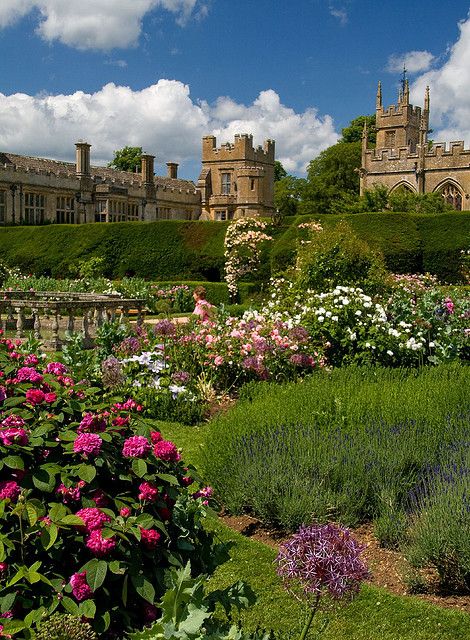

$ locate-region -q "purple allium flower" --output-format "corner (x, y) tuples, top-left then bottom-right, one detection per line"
(73, 433), (102, 457)
(275, 523), (369, 604)
(118, 336), (141, 355)
(153, 319), (177, 337)
(101, 356), (125, 389)
(289, 353), (316, 368)
(172, 370), (190, 385)
(289, 326), (310, 343)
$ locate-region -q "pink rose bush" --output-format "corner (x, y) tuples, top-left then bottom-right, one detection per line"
(0, 333), (218, 638)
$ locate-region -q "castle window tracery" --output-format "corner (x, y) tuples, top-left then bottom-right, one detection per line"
(24, 192), (45, 224)
(221, 173), (231, 195)
(385, 130), (396, 148)
(439, 183), (463, 211)
(56, 196), (75, 224)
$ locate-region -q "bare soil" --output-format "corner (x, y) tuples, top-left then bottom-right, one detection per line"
(220, 513), (470, 614)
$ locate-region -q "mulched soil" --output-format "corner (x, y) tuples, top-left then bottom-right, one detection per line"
(220, 513), (470, 614)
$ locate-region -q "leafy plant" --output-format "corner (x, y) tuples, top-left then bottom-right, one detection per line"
(35, 613), (97, 640)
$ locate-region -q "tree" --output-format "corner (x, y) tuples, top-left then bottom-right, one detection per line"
(108, 146), (142, 172)
(340, 114), (376, 144)
(274, 160), (288, 182)
(274, 175), (307, 216)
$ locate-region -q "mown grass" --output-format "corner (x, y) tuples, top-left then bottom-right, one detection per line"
(160, 420), (470, 640)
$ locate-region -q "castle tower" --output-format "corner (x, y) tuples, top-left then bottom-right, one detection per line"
(375, 77), (422, 152)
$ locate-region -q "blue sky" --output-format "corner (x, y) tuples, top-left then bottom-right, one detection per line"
(1, 0), (470, 178)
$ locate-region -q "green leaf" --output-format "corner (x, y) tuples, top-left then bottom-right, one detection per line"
(59, 514), (84, 526)
(77, 464), (96, 483)
(3, 397), (26, 408)
(25, 502), (38, 526)
(3, 456), (25, 471)
(132, 459), (147, 478)
(61, 596), (80, 616)
(41, 524), (58, 551)
(32, 468), (55, 493)
(49, 503), (67, 522)
(1, 620), (27, 635)
(156, 473), (179, 486)
(86, 559), (108, 591)
(122, 574), (128, 607)
(0, 592), (16, 614)
(179, 604), (211, 635)
(79, 599), (97, 619)
(131, 574), (155, 604)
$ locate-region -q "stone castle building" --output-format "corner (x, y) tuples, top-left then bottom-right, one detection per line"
(0, 134), (275, 226)
(360, 81), (470, 210)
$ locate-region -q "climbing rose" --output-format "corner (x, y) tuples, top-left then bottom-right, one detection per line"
(44, 392), (57, 404)
(76, 507), (110, 531)
(78, 413), (107, 433)
(275, 523), (370, 603)
(153, 439), (180, 462)
(120, 507), (131, 518)
(140, 528), (161, 549)
(70, 571), (93, 601)
(0, 415), (25, 429)
(25, 388), (45, 405)
(86, 529), (116, 557)
(138, 482), (158, 502)
(122, 435), (151, 458)
(16, 367), (43, 383)
(73, 433), (102, 457)
(0, 481), (21, 502)
(45, 362), (68, 375)
(0, 427), (29, 446)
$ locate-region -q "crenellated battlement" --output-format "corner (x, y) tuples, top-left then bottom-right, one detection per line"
(202, 134), (275, 163)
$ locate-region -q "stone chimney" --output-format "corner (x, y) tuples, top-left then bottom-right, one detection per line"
(166, 162), (178, 179)
(141, 154), (155, 184)
(75, 142), (91, 177)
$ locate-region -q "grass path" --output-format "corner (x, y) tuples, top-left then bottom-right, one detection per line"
(159, 420), (470, 640)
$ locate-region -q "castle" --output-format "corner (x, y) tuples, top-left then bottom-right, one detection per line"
(360, 80), (470, 210)
(0, 134), (275, 225)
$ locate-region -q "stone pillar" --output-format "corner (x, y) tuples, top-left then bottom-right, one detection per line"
(166, 162), (178, 179)
(75, 142), (91, 177)
(141, 154), (155, 185)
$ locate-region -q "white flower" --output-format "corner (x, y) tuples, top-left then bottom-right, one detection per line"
(387, 350), (394, 356)
(318, 315), (325, 323)
(355, 310), (362, 316)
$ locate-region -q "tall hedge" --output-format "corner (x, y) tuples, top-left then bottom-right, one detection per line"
(0, 213), (469, 282)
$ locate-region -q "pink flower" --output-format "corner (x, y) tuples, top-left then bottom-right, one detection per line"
(73, 432), (102, 457)
(150, 431), (162, 443)
(90, 489), (109, 507)
(142, 603), (159, 623)
(45, 362), (68, 375)
(122, 435), (151, 458)
(0, 563), (8, 574)
(0, 415), (25, 429)
(138, 482), (158, 502)
(76, 507), (111, 531)
(0, 427), (29, 446)
(0, 481), (20, 501)
(444, 297), (455, 314)
(193, 486), (213, 500)
(44, 392), (57, 404)
(23, 354), (39, 366)
(17, 367), (43, 383)
(86, 529), (116, 557)
(56, 483), (82, 503)
(214, 356), (224, 366)
(153, 440), (181, 462)
(140, 528), (161, 549)
(120, 507), (131, 517)
(0, 387), (5, 403)
(25, 388), (45, 405)
(70, 571), (93, 601)
(78, 413), (107, 433)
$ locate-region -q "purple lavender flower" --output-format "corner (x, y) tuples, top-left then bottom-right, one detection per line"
(276, 523), (369, 604)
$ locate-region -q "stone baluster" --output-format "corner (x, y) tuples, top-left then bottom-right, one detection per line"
(119, 306), (127, 325)
(96, 306), (104, 328)
(82, 309), (91, 347)
(0, 308), (3, 332)
(137, 306), (143, 327)
(7, 307), (14, 330)
(32, 308), (42, 340)
(67, 309), (75, 336)
(15, 307), (25, 339)
(51, 311), (60, 350)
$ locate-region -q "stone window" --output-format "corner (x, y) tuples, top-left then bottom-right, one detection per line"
(221, 173), (231, 195)
(216, 210), (227, 221)
(56, 196), (75, 224)
(158, 207), (171, 220)
(128, 203), (139, 221)
(440, 183), (463, 211)
(0, 190), (5, 224)
(385, 130), (396, 148)
(24, 192), (45, 224)
(95, 200), (107, 223)
(108, 199), (127, 222)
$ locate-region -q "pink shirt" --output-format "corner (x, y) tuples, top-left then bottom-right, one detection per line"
(193, 299), (213, 321)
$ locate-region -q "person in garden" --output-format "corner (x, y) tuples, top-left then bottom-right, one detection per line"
(192, 285), (214, 321)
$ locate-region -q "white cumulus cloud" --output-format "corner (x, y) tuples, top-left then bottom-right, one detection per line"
(0, 82), (338, 176)
(411, 13), (470, 144)
(386, 50), (435, 74)
(0, 0), (207, 49)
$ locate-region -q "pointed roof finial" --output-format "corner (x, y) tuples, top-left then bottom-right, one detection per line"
(424, 85), (430, 111)
(376, 80), (382, 109)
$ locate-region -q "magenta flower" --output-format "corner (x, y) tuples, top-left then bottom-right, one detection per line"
(0, 415), (25, 429)
(70, 571), (93, 601)
(0, 481), (21, 502)
(78, 412), (107, 433)
(153, 439), (181, 462)
(73, 432), (102, 457)
(122, 435), (151, 458)
(86, 529), (116, 557)
(120, 507), (131, 518)
(140, 528), (161, 549)
(56, 483), (82, 503)
(76, 507), (111, 531)
(0, 427), (29, 446)
(44, 392), (57, 404)
(0, 386), (6, 403)
(138, 482), (158, 502)
(23, 354), (39, 366)
(45, 362), (68, 375)
(25, 388), (45, 405)
(0, 563), (8, 574)
(17, 367), (43, 383)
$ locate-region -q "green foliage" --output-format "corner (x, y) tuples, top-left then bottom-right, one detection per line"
(202, 366), (470, 563)
(340, 114), (376, 145)
(273, 161), (287, 182)
(273, 176), (306, 217)
(35, 613), (97, 640)
(296, 221), (387, 293)
(388, 189), (453, 214)
(75, 257), (107, 279)
(130, 562), (260, 640)
(108, 146), (142, 173)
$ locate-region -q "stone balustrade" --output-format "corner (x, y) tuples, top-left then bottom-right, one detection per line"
(0, 291), (145, 350)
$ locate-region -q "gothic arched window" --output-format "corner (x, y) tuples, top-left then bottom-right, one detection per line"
(439, 183), (463, 211)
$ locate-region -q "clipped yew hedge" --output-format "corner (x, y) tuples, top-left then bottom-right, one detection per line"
(0, 213), (469, 283)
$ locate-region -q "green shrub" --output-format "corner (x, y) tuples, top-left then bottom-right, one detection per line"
(202, 366), (470, 544)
